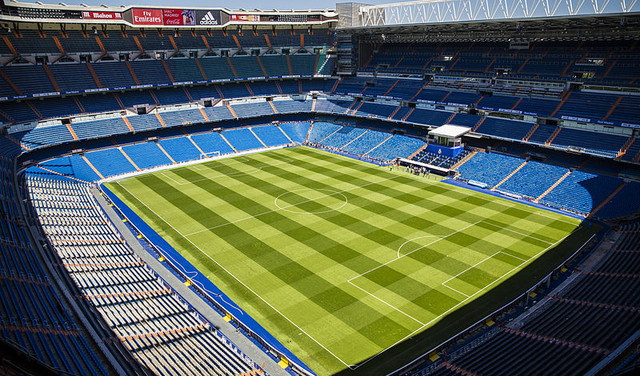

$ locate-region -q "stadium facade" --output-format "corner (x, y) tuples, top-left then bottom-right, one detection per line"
(0, 0), (639, 375)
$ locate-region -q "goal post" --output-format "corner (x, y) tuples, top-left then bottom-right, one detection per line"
(200, 151), (220, 160)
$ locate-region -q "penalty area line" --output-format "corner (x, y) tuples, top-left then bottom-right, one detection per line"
(349, 230), (573, 370)
(113, 181), (354, 369)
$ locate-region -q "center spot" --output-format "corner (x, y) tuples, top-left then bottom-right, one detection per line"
(275, 189), (348, 214)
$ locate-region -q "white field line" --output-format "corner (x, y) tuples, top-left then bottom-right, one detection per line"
(347, 280), (427, 326)
(499, 250), (529, 263)
(114, 181), (353, 368)
(441, 252), (501, 286)
(396, 235), (442, 259)
(444, 181), (579, 225)
(193, 156), (251, 170)
(440, 250), (530, 295)
(481, 220), (554, 245)
(273, 189), (349, 214)
(116, 153), (580, 369)
(160, 171), (184, 185)
(166, 159), (295, 185)
(441, 284), (470, 298)
(348, 220), (483, 284)
(185, 175), (403, 237)
(349, 230), (574, 369)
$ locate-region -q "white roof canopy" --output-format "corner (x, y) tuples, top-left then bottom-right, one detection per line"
(429, 124), (471, 138)
(358, 0), (640, 27)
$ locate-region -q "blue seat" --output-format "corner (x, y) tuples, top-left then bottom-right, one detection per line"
(122, 142), (173, 169)
(159, 137), (202, 163)
(251, 125), (291, 147)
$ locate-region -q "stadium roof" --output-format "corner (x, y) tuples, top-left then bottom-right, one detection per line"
(346, 12), (640, 42)
(338, 0), (640, 28)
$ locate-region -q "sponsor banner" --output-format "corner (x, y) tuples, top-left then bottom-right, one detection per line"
(230, 14), (260, 22)
(196, 10), (221, 25)
(33, 92), (60, 97)
(131, 8), (163, 25)
(621, 123), (640, 129)
(561, 115), (591, 123)
(163, 9), (195, 25)
(498, 108), (523, 114)
(131, 84), (154, 89)
(82, 11), (122, 20)
(85, 88), (109, 93)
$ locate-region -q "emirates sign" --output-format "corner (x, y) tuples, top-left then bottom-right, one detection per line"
(131, 8), (163, 25)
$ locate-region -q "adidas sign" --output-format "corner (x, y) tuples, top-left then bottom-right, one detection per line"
(199, 12), (219, 25)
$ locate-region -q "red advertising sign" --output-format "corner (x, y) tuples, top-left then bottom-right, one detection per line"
(82, 11), (122, 20)
(163, 9), (195, 25)
(230, 14), (260, 22)
(131, 8), (163, 25)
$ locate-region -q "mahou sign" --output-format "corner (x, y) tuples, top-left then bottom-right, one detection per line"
(82, 11), (122, 20)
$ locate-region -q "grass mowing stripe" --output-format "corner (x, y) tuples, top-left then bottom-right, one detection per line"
(106, 147), (585, 375)
(112, 175), (355, 372)
(136, 167), (423, 354)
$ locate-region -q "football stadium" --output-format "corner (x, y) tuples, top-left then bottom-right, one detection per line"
(0, 0), (639, 375)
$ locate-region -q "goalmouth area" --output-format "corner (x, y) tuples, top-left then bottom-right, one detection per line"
(104, 146), (596, 375)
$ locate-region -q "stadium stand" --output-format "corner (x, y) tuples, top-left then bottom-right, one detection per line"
(1, 2), (640, 375)
(279, 122), (311, 144)
(221, 128), (265, 151)
(456, 152), (525, 187)
(540, 170), (623, 214)
(498, 161), (569, 199)
(159, 137), (203, 163)
(25, 176), (263, 376)
(190, 133), (236, 156)
(121, 142), (173, 169)
(418, 222), (640, 376)
(251, 124), (292, 147)
(84, 148), (138, 177)
(366, 134), (426, 162)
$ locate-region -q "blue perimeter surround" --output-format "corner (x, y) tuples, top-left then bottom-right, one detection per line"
(442, 179), (586, 220)
(101, 184), (315, 375)
(425, 144), (465, 158)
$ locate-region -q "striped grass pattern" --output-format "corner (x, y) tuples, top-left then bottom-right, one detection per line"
(106, 147), (582, 375)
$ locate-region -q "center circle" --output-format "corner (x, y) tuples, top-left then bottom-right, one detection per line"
(274, 189), (348, 214)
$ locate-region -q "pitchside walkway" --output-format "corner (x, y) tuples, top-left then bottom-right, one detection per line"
(90, 187), (291, 376)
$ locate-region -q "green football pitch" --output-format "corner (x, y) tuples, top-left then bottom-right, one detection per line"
(106, 146), (588, 375)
